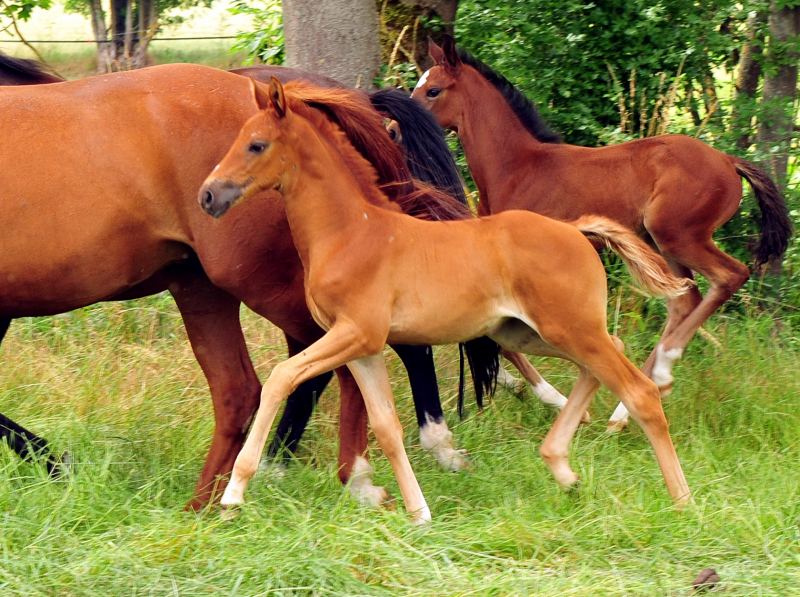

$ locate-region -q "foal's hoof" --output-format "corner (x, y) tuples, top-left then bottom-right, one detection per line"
(443, 449), (471, 472)
(606, 419), (629, 434)
(351, 483), (394, 508)
(220, 504), (242, 521)
(564, 480), (581, 495)
(580, 410), (592, 425)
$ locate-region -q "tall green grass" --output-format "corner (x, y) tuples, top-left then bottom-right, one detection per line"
(0, 296), (798, 595)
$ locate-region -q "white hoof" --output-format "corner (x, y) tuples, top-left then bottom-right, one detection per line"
(607, 402), (630, 433)
(419, 416), (469, 472)
(496, 367), (525, 394)
(652, 346), (682, 393)
(349, 456), (392, 507)
(531, 380), (569, 410)
(257, 457), (287, 478)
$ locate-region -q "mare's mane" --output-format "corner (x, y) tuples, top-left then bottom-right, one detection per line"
(0, 51), (61, 83)
(282, 81), (470, 222)
(455, 47), (561, 144)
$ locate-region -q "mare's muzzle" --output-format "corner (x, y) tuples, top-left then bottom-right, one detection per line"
(199, 179), (244, 219)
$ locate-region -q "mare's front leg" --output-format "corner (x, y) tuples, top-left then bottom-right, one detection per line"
(169, 271), (262, 511)
(392, 344), (469, 472)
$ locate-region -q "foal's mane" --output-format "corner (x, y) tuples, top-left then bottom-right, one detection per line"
(455, 47), (561, 144)
(283, 81), (470, 222)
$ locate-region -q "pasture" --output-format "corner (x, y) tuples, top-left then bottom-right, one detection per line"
(0, 295), (798, 595)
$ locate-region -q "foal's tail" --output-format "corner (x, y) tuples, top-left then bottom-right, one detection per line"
(574, 216), (694, 298)
(729, 157), (793, 267)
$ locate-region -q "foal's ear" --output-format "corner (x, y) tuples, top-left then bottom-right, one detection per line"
(428, 37), (445, 65)
(440, 35), (461, 71)
(250, 76), (273, 112)
(268, 76), (287, 118)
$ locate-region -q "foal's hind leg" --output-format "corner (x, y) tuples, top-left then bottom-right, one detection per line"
(607, 260), (701, 432)
(642, 241), (747, 397)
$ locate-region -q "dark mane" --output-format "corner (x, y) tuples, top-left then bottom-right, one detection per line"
(456, 47), (561, 144)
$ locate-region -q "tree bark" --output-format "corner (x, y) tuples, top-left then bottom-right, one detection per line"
(732, 11), (767, 149)
(758, 2), (800, 191)
(380, 0), (459, 71)
(283, 0), (381, 88)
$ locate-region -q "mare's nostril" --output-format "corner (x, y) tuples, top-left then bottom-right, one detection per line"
(203, 190), (214, 207)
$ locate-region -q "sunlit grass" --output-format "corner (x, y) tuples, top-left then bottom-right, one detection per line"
(0, 296), (798, 595)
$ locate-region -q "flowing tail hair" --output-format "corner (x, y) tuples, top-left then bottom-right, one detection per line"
(729, 157), (793, 267)
(574, 215), (694, 297)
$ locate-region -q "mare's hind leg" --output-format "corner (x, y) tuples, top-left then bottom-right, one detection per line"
(0, 317), (67, 478)
(169, 273), (262, 511)
(393, 344), (469, 472)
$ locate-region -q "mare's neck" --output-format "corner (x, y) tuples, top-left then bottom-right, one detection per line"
(280, 121), (381, 268)
(456, 71), (542, 213)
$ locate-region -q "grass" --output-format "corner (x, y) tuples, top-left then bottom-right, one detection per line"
(0, 296), (798, 595)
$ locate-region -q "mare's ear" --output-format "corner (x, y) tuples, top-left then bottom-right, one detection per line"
(268, 76), (287, 119)
(428, 37), (445, 65)
(440, 35), (461, 72)
(250, 76), (273, 112)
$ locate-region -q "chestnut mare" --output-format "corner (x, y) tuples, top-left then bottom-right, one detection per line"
(201, 77), (694, 522)
(0, 62), (472, 508)
(412, 36), (793, 431)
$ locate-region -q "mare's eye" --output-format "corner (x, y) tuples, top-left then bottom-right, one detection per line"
(249, 141), (268, 154)
(426, 88), (441, 98)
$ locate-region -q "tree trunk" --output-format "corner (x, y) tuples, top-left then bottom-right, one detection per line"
(758, 2), (800, 191)
(380, 0), (459, 72)
(88, 0), (157, 73)
(283, 0), (381, 88)
(88, 0), (114, 73)
(732, 11), (766, 149)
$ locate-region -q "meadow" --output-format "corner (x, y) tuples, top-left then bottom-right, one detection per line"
(1, 7), (799, 595)
(0, 290), (798, 596)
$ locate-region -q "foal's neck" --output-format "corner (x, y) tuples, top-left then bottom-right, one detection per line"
(280, 119), (386, 267)
(457, 70), (541, 213)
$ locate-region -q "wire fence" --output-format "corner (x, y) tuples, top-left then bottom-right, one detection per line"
(1, 36), (238, 44)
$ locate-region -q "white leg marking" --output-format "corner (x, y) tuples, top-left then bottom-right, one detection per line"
(414, 69), (430, 90)
(257, 456), (287, 478)
(496, 367), (526, 393)
(652, 346), (683, 394)
(419, 414), (469, 472)
(606, 401), (631, 433)
(348, 456), (391, 507)
(531, 379), (569, 409)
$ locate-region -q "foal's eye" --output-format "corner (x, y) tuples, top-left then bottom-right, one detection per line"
(426, 88), (441, 98)
(249, 141), (268, 154)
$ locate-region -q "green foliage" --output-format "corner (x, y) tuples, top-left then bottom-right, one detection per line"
(228, 0), (283, 65)
(0, 0), (50, 22)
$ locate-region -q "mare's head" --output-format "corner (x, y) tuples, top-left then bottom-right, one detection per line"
(200, 76), (292, 218)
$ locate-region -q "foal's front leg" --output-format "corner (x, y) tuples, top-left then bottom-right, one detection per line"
(221, 325), (372, 513)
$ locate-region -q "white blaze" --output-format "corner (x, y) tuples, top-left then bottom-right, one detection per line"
(415, 70), (430, 90)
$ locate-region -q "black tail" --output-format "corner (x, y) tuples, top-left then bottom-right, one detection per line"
(0, 50), (62, 85)
(458, 336), (500, 418)
(732, 157), (794, 267)
(369, 87), (468, 206)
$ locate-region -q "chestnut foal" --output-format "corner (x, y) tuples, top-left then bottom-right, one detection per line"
(412, 36), (793, 431)
(200, 78), (693, 522)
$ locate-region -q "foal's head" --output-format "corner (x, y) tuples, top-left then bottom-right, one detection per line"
(411, 36), (466, 131)
(200, 77), (292, 218)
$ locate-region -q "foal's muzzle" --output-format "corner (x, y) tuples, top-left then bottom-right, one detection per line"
(199, 179), (244, 219)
